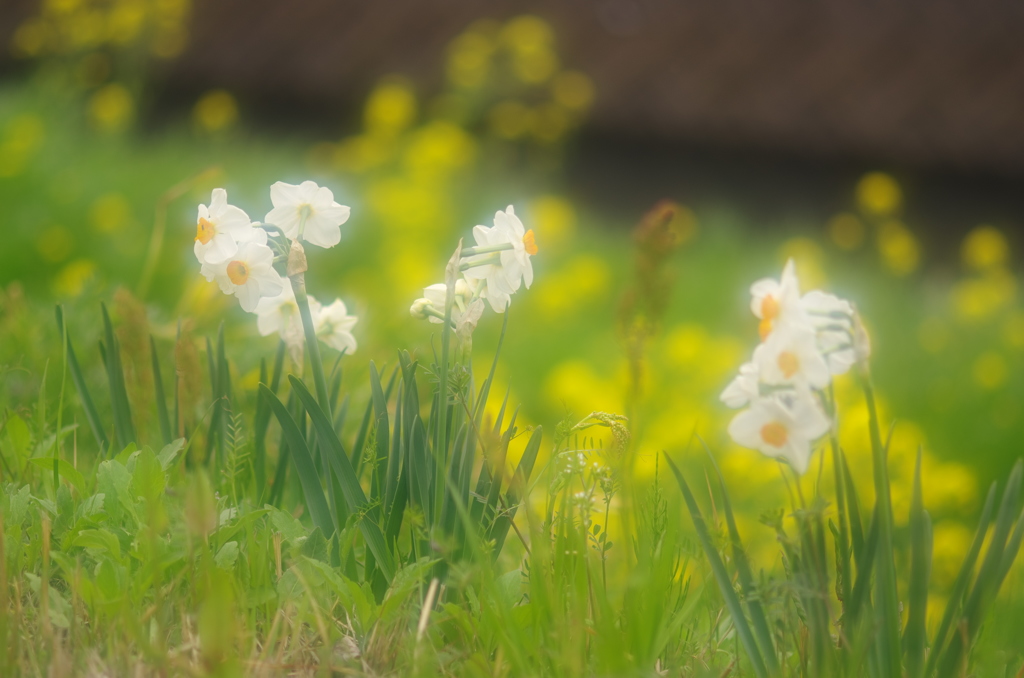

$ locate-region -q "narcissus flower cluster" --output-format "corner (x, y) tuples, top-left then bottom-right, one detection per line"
(410, 205), (537, 330)
(192, 182), (358, 356)
(722, 260), (870, 474)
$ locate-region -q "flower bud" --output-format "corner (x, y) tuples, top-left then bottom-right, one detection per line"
(410, 298), (433, 320)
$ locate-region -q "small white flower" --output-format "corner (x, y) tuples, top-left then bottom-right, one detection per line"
(753, 325), (831, 390)
(264, 180), (351, 249)
(315, 299), (358, 354)
(721, 361), (760, 408)
(421, 279), (474, 323)
(750, 259), (805, 339)
(493, 205), (536, 290)
(802, 290), (853, 325)
(203, 227), (284, 312)
(194, 188), (254, 265)
(410, 298), (432, 320)
(463, 228), (518, 313)
(254, 285), (305, 348)
(728, 391), (831, 474)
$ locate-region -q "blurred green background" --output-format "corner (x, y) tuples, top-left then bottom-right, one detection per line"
(2, 0), (1024, 596)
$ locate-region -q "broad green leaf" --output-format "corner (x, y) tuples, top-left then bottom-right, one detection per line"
(30, 457), (86, 495)
(215, 541), (240, 570)
(158, 438), (186, 471)
(72, 528), (123, 562)
(269, 506), (308, 545)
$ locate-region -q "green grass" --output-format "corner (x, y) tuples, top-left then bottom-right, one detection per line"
(3, 36), (1024, 674)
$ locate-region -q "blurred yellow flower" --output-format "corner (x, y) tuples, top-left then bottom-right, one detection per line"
(1002, 310), (1024, 350)
(12, 20), (48, 57)
(543, 359), (621, 417)
(89, 83), (134, 131)
(365, 79), (416, 136)
(52, 258), (97, 297)
(972, 351), (1008, 390)
(0, 114), (46, 178)
(106, 1), (145, 44)
(961, 225), (1009, 272)
(666, 324), (710, 367)
(334, 135), (392, 173)
(780, 238), (826, 290)
(931, 522), (973, 590)
(193, 90), (239, 133)
(89, 192), (132, 233)
(529, 196), (577, 253)
(877, 220), (919, 276)
(856, 172), (901, 216)
(512, 46), (559, 84)
(552, 71), (595, 111)
(446, 26), (495, 88)
(952, 270), (1015, 322)
(536, 253), (610, 318)
(827, 213), (864, 250)
(501, 15), (554, 50)
(490, 100), (531, 140)
(403, 121), (476, 180)
(36, 225), (74, 262)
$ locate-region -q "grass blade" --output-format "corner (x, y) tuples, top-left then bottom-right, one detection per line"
(923, 482), (998, 678)
(54, 306), (109, 452)
(151, 335), (172, 446)
(936, 460), (1023, 678)
(101, 302), (135, 448)
(904, 447), (931, 678)
(286, 377), (396, 582)
(702, 438), (779, 672)
(490, 426), (543, 556)
(665, 453), (768, 678)
(260, 384), (333, 537)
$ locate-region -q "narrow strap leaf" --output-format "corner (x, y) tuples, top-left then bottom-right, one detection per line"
(665, 453), (768, 678)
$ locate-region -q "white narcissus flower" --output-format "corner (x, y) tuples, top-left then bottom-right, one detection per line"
(802, 290), (858, 376)
(264, 180), (351, 249)
(315, 299), (358, 354)
(194, 188), (254, 265)
(254, 285), (307, 349)
(753, 325), (831, 390)
(202, 227), (284, 312)
(493, 205), (536, 290)
(720, 361), (760, 408)
(727, 391), (831, 474)
(463, 226), (516, 313)
(421, 279), (473, 323)
(750, 258), (805, 339)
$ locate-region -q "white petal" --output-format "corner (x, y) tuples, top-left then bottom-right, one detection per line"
(270, 181), (305, 208)
(302, 217), (341, 249)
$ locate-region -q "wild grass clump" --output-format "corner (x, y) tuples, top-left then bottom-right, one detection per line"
(0, 180), (1022, 678)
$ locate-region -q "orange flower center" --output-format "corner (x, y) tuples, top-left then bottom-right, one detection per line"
(522, 229), (538, 256)
(777, 351), (800, 378)
(758, 295), (780, 339)
(196, 217), (216, 244)
(760, 421), (788, 447)
(226, 260), (250, 285)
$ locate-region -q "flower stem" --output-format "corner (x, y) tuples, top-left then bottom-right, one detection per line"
(291, 273), (331, 418)
(459, 252), (502, 271)
(459, 242), (513, 257)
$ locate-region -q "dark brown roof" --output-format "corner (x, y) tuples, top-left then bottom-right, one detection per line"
(5, 0), (1024, 174)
